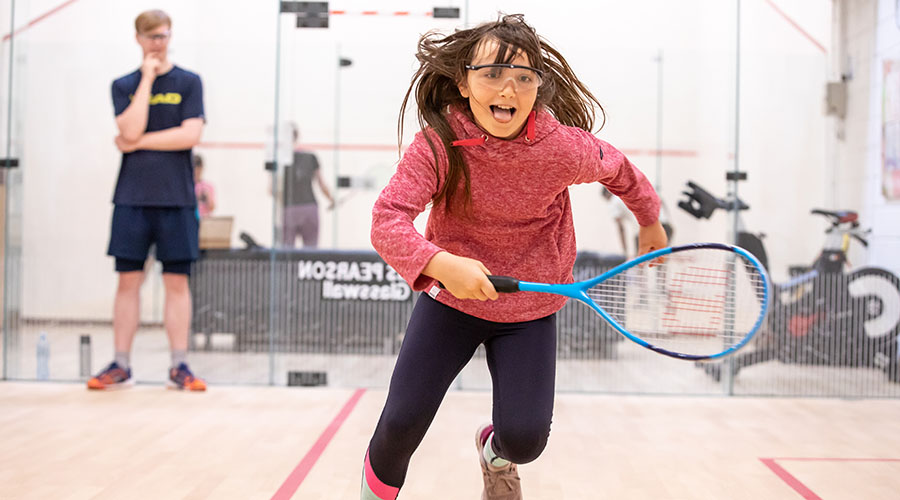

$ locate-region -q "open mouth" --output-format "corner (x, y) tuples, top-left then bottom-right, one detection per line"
(490, 105), (516, 124)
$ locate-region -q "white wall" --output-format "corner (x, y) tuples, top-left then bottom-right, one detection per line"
(0, 0), (837, 320)
(823, 0), (900, 277)
(863, 0), (900, 275)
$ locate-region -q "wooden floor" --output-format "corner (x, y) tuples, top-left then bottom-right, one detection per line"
(1, 382), (899, 499)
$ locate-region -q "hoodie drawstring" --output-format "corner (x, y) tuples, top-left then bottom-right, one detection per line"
(451, 136), (486, 147)
(525, 110), (536, 142)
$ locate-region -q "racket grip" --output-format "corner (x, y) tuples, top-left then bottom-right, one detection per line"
(436, 276), (521, 293)
(487, 275), (520, 293)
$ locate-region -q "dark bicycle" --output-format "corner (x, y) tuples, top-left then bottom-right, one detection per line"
(678, 181), (900, 382)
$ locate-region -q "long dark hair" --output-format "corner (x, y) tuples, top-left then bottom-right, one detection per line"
(398, 14), (605, 213)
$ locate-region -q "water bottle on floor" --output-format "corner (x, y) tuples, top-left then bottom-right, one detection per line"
(36, 332), (49, 380)
(79, 335), (92, 378)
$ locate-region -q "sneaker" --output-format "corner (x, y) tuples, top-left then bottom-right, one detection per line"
(475, 423), (522, 500)
(87, 361), (134, 390)
(167, 362), (207, 391)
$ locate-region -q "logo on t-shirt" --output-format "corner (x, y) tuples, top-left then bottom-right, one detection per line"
(128, 93), (182, 105)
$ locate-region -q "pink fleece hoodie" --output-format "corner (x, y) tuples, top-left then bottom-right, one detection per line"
(371, 107), (660, 323)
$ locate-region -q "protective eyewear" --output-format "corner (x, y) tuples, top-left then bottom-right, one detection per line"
(465, 64), (544, 91)
(140, 31), (171, 42)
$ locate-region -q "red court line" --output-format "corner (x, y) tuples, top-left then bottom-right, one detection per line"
(2, 0), (81, 42)
(763, 0), (826, 53)
(771, 457), (900, 462)
(759, 457), (900, 500)
(619, 149), (698, 157)
(197, 141), (699, 156)
(759, 458), (821, 500)
(196, 141), (400, 152)
(330, 10), (431, 17)
(271, 388), (366, 500)
(197, 141), (265, 150)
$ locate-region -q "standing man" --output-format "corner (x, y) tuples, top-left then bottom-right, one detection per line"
(88, 9), (206, 391)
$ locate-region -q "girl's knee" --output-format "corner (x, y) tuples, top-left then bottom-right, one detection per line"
(376, 410), (427, 449)
(493, 423), (550, 464)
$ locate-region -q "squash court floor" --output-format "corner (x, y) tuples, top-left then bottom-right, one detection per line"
(2, 382), (900, 499)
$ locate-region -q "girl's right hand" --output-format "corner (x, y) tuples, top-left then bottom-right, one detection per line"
(423, 251), (498, 301)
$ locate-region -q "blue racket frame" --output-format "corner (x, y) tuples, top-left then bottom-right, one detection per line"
(508, 243), (771, 361)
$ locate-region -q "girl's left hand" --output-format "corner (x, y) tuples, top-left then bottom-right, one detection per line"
(637, 219), (668, 261)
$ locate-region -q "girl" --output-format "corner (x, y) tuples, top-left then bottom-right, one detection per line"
(362, 14), (666, 500)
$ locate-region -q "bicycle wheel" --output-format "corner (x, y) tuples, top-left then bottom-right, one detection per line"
(846, 267), (900, 341)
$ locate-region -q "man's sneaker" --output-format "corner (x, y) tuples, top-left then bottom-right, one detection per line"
(87, 362), (134, 390)
(475, 423), (522, 500)
(167, 362), (207, 391)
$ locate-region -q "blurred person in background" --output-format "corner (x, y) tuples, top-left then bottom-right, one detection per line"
(193, 153), (216, 217)
(278, 124), (334, 248)
(601, 186), (631, 257)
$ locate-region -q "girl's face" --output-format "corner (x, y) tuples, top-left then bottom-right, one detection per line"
(458, 39), (539, 139)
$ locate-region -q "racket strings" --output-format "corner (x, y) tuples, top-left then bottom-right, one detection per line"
(586, 249), (767, 356)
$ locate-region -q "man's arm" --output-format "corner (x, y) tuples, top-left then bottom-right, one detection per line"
(115, 118), (203, 152)
(115, 55), (161, 141)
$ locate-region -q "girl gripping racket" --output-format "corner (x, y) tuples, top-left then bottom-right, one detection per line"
(362, 14), (667, 500)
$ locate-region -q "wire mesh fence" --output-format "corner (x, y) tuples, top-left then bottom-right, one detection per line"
(720, 266), (900, 396)
(186, 248), (900, 396)
(3, 248), (899, 397)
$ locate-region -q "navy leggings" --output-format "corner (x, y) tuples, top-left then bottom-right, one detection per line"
(367, 294), (557, 489)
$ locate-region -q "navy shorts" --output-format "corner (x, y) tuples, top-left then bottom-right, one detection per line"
(107, 205), (199, 275)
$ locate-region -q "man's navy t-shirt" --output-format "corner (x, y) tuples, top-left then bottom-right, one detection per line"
(111, 65), (204, 207)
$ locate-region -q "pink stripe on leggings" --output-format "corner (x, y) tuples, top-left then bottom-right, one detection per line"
(365, 449), (400, 500)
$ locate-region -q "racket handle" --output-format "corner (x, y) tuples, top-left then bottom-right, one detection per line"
(436, 275), (521, 293)
(487, 275), (520, 293)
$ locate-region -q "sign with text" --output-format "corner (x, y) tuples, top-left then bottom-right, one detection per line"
(298, 258), (411, 301)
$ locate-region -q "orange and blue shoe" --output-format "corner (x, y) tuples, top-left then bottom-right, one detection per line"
(86, 361), (134, 390)
(167, 363), (207, 391)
